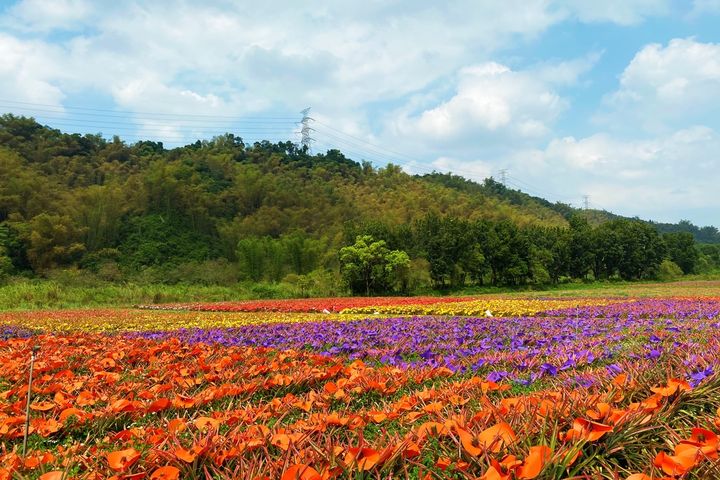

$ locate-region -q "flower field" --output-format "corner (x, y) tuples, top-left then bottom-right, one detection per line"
(2, 296), (720, 479)
(135, 297), (622, 318)
(134, 297), (480, 313)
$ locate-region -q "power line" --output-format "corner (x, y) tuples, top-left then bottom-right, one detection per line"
(0, 106), (295, 126)
(505, 174), (576, 203)
(313, 122), (504, 180)
(313, 128), (409, 167)
(0, 99), (296, 120)
(313, 119), (421, 165)
(32, 121), (294, 135)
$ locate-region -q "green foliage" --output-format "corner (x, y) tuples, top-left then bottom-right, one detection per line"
(119, 214), (216, 270)
(0, 114), (713, 292)
(658, 259), (683, 281)
(653, 219), (720, 244)
(22, 213), (88, 271)
(339, 235), (410, 295)
(0, 222), (28, 271)
(0, 247), (12, 282)
(663, 231), (699, 274)
(593, 219), (665, 280)
(697, 244), (720, 273)
(236, 233), (324, 283)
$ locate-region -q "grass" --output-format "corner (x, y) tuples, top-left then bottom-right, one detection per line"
(0, 278), (292, 311)
(1, 274), (719, 311)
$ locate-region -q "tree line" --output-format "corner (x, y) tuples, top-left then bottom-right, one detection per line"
(339, 215), (712, 295)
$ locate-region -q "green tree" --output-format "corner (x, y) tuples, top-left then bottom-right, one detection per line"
(236, 236), (269, 282)
(568, 216), (594, 279)
(0, 246), (13, 281)
(663, 232), (698, 274)
(339, 235), (410, 295)
(415, 214), (472, 288)
(658, 259), (683, 281)
(22, 213), (88, 271)
(485, 221), (530, 286)
(594, 219), (665, 280)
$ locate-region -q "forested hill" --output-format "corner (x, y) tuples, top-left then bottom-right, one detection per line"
(0, 114), (718, 290)
(0, 114), (566, 271)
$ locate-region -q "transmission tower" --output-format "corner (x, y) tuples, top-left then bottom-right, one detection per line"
(499, 169), (508, 186)
(583, 195), (590, 210)
(298, 107), (315, 153)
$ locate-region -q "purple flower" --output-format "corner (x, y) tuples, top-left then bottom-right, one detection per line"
(689, 367), (714, 387)
(540, 363), (558, 376)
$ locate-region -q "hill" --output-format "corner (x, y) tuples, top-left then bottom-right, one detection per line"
(0, 114), (718, 292)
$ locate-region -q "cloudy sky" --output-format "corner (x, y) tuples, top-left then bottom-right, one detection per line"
(1, 0), (719, 226)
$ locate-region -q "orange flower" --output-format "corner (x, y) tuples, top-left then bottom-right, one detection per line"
(368, 411), (387, 423)
(174, 447), (197, 463)
(422, 402), (443, 414)
(106, 448), (141, 472)
(480, 464), (511, 480)
(150, 466), (181, 480)
(59, 407), (86, 424)
(458, 422), (517, 456)
(402, 441), (421, 459)
(281, 464), (322, 480)
(415, 421), (449, 438)
(271, 433), (293, 451)
(565, 418), (613, 442)
(38, 472), (65, 480)
(343, 447), (381, 471)
(653, 450), (697, 476)
(30, 401), (56, 411)
(147, 398), (170, 413)
(517, 446), (552, 479)
(167, 418), (186, 434)
(172, 394), (196, 409)
(650, 379), (691, 397)
(679, 427), (719, 458)
(193, 416), (220, 432)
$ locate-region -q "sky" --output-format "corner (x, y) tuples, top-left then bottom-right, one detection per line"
(1, 0), (719, 227)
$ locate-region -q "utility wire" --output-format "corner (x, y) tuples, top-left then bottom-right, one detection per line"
(0, 106), (295, 125)
(504, 174), (576, 203)
(36, 121), (294, 135)
(0, 99), (296, 119)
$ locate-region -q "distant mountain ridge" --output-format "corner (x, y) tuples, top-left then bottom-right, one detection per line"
(418, 172), (719, 244)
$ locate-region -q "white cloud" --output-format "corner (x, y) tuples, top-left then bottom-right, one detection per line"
(559, 0), (671, 25)
(0, 33), (65, 106)
(0, 0), (643, 128)
(3, 0), (93, 32)
(390, 56), (597, 146)
(544, 133), (659, 170)
(0, 1), (561, 112)
(510, 126), (720, 220)
(689, 0), (720, 16)
(601, 38), (720, 131)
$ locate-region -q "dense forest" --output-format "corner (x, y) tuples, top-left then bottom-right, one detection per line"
(1, 114), (718, 295)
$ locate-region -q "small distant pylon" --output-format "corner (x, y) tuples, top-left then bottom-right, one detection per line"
(499, 169), (508, 186)
(298, 107), (315, 153)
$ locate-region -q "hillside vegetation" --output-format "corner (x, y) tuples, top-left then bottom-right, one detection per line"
(1, 114), (718, 296)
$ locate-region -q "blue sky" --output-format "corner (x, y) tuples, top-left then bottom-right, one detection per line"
(1, 0), (719, 226)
